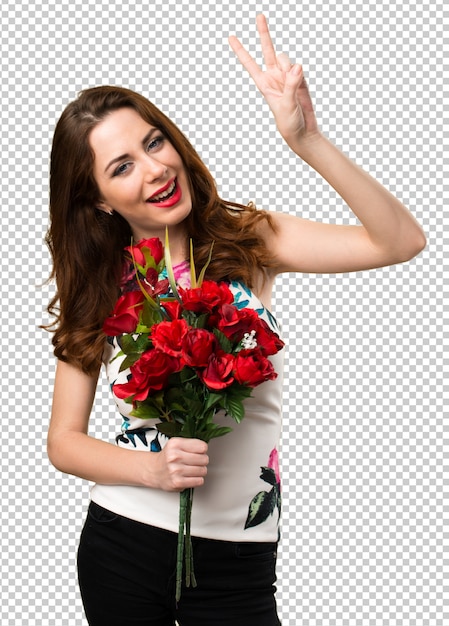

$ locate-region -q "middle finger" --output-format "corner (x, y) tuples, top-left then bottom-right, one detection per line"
(256, 14), (278, 69)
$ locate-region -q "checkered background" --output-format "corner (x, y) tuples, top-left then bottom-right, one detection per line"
(1, 1), (447, 624)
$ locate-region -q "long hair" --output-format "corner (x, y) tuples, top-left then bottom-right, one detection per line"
(45, 86), (275, 375)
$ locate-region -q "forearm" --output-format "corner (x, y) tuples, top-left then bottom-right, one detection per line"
(47, 430), (158, 487)
(290, 133), (426, 259)
(48, 428), (209, 492)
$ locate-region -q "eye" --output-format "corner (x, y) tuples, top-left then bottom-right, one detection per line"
(112, 162), (131, 177)
(146, 135), (165, 151)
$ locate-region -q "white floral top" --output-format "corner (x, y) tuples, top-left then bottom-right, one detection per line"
(91, 272), (284, 542)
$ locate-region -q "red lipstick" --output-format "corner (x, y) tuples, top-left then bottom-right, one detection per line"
(147, 178), (182, 208)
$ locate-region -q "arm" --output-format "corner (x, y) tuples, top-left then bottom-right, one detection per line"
(47, 359), (209, 491)
(229, 15), (426, 274)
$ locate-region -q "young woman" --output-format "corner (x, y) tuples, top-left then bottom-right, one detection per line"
(46, 14), (426, 626)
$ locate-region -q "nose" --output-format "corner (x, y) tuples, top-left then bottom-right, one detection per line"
(143, 155), (167, 180)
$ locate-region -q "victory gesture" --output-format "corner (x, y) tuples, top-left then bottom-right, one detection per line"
(229, 14), (320, 148)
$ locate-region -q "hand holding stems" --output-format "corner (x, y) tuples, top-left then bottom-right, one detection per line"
(229, 14), (320, 151)
(153, 438), (209, 492)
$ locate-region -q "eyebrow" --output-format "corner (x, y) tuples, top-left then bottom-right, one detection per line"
(104, 127), (159, 173)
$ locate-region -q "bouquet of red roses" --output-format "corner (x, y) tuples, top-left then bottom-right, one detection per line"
(103, 233), (284, 601)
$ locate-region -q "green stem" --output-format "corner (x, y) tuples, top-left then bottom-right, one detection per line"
(184, 488), (197, 588)
(175, 490), (188, 603)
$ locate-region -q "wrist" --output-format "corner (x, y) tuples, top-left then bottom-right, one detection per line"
(286, 130), (328, 159)
(132, 449), (161, 489)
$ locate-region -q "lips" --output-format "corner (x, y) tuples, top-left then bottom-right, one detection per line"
(147, 177), (182, 207)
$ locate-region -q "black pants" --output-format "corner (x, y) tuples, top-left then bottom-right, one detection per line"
(77, 501), (281, 625)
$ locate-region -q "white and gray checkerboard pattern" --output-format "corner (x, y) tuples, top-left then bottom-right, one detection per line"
(1, 0), (447, 624)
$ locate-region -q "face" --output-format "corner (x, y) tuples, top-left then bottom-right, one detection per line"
(90, 107), (192, 244)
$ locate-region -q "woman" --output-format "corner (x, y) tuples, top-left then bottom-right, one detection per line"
(46, 14), (425, 626)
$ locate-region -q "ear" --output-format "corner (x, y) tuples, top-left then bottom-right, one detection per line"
(96, 201), (114, 215)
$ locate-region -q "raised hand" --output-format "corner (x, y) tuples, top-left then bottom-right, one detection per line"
(229, 14), (320, 148)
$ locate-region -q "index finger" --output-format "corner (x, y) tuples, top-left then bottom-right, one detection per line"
(228, 35), (263, 82)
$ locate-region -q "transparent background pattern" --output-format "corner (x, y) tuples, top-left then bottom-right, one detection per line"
(1, 1), (447, 624)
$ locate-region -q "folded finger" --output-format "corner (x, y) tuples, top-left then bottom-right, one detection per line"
(277, 52), (292, 72)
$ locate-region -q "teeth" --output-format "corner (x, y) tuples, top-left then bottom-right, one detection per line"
(149, 180), (176, 202)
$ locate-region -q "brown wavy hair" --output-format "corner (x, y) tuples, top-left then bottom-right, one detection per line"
(45, 85), (276, 375)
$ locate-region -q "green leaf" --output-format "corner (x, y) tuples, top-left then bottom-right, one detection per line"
(181, 309), (197, 326)
(197, 241), (214, 287)
(189, 239), (197, 288)
(142, 248), (158, 269)
(186, 239), (214, 288)
(164, 386), (186, 402)
(180, 424), (196, 438)
(130, 404), (162, 420)
(204, 392), (224, 411)
(116, 334), (152, 372)
(244, 489), (276, 529)
(169, 402), (189, 413)
(164, 227), (181, 301)
(141, 301), (164, 327)
(260, 466), (277, 486)
(224, 396), (245, 423)
(213, 329), (232, 353)
(276, 487), (282, 515)
(118, 353), (141, 372)
(179, 367), (197, 384)
(135, 333), (152, 350)
(117, 333), (138, 353)
(156, 421), (183, 437)
(193, 313), (209, 329)
(110, 349), (125, 364)
(203, 425), (233, 441)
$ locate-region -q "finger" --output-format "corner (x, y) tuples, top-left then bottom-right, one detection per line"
(182, 463), (208, 477)
(284, 64), (304, 97)
(277, 52), (292, 72)
(256, 13), (277, 69)
(170, 474), (205, 492)
(169, 437), (207, 449)
(229, 35), (263, 82)
(182, 451), (209, 467)
(183, 438), (208, 453)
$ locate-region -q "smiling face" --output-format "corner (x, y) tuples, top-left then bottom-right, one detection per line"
(90, 107), (192, 246)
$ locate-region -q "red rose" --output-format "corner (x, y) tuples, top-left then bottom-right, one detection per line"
(120, 261), (137, 288)
(200, 352), (235, 390)
(161, 300), (183, 320)
(234, 350), (277, 387)
(124, 237), (164, 266)
(253, 318), (285, 356)
(114, 349), (180, 401)
(145, 267), (158, 285)
(217, 304), (260, 340)
(102, 290), (145, 336)
(151, 319), (189, 356)
(178, 281), (234, 314)
(140, 267), (169, 298)
(181, 329), (217, 367)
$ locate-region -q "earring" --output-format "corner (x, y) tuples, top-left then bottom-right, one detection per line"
(95, 206), (113, 215)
